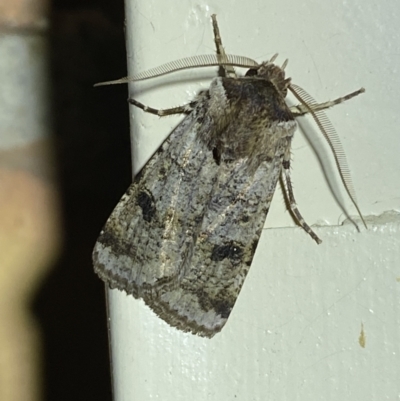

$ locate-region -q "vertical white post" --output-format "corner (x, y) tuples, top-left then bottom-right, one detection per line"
(105, 2), (400, 400)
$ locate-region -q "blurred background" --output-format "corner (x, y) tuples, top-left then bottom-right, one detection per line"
(0, 0), (132, 400)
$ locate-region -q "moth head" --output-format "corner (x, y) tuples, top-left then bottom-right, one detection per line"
(247, 59), (292, 97)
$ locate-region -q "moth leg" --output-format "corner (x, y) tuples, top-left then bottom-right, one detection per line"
(290, 88), (365, 117)
(281, 158), (322, 244)
(211, 14), (236, 78)
(128, 98), (194, 116)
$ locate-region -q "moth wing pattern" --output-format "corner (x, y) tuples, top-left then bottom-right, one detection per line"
(93, 100), (212, 294)
(93, 73), (297, 337)
(151, 76), (298, 336)
(157, 147), (290, 336)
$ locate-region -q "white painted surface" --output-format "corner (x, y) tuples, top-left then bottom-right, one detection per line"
(106, 1), (400, 400)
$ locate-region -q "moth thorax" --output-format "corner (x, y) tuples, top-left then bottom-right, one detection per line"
(257, 63), (291, 97)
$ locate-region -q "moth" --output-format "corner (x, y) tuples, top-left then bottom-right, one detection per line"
(93, 15), (365, 338)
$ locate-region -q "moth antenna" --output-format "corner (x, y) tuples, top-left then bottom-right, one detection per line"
(288, 84), (367, 229)
(281, 59), (289, 70)
(94, 54), (259, 87)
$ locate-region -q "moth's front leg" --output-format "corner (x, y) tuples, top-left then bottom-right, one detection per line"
(128, 98), (196, 117)
(290, 88), (365, 117)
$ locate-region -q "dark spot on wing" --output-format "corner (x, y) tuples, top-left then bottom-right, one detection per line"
(136, 190), (156, 222)
(240, 214), (250, 223)
(211, 241), (243, 264)
(212, 147), (221, 165)
(212, 299), (232, 318)
(211, 139), (223, 165)
(196, 289), (234, 319)
(96, 230), (135, 257)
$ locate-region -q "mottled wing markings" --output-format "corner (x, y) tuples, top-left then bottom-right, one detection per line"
(93, 74), (296, 337)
